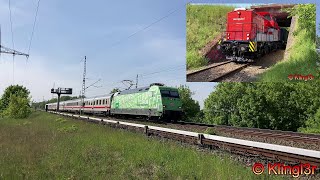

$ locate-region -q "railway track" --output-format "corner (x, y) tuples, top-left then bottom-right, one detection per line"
(46, 110), (320, 150)
(174, 121), (320, 146)
(49, 111), (320, 167)
(187, 61), (250, 82)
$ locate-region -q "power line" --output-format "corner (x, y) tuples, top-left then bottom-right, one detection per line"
(8, 0), (14, 50)
(139, 65), (185, 77)
(139, 68), (185, 80)
(104, 1), (192, 50)
(80, 1), (192, 90)
(8, 0), (15, 84)
(27, 0), (41, 56)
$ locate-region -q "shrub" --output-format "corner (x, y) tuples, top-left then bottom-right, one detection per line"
(2, 95), (31, 119)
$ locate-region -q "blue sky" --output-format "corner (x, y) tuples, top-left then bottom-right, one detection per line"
(0, 0), (318, 108)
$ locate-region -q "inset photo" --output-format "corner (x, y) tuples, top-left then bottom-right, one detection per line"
(186, 3), (317, 82)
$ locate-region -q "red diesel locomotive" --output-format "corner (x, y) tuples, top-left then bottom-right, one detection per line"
(217, 8), (288, 62)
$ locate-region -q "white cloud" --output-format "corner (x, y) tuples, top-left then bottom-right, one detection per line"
(0, 54), (82, 102)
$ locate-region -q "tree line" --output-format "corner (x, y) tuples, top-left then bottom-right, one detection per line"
(203, 82), (320, 133)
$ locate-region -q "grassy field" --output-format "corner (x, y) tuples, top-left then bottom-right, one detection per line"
(258, 22), (319, 82)
(186, 5), (234, 70)
(0, 111), (281, 179)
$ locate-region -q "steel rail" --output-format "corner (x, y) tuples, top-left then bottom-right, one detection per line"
(175, 121), (320, 143)
(49, 111), (320, 166)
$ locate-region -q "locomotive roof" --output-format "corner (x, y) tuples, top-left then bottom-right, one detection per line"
(117, 85), (177, 95)
(118, 86), (151, 95)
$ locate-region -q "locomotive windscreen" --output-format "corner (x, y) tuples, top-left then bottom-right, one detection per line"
(160, 90), (180, 98)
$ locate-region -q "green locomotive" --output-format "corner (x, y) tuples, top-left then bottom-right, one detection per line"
(110, 83), (183, 121)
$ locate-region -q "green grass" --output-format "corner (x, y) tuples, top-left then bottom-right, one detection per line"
(0, 111), (282, 179)
(186, 5), (234, 70)
(259, 26), (319, 82)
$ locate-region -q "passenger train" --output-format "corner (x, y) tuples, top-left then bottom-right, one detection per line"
(46, 83), (183, 122)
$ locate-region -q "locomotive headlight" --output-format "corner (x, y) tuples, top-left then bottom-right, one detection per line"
(178, 107), (182, 109)
(163, 105), (166, 108)
(237, 11), (241, 15)
(246, 33), (250, 37)
(246, 37), (250, 40)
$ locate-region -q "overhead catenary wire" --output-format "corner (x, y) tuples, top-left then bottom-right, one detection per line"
(27, 0), (41, 56)
(9, 0), (15, 84)
(79, 1), (192, 91)
(104, 1), (193, 50)
(139, 68), (185, 80)
(139, 65), (185, 77)
(8, 0), (14, 51)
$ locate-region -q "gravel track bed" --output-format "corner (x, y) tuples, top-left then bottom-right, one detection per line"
(187, 62), (246, 82)
(67, 112), (320, 151)
(220, 50), (285, 82)
(85, 114), (320, 151)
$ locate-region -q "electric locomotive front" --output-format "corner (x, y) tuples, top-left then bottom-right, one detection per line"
(110, 83), (183, 122)
(159, 86), (183, 122)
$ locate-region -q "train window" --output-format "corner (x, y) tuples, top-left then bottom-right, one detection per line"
(103, 100), (105, 104)
(160, 90), (170, 97)
(160, 90), (179, 98)
(170, 91), (179, 98)
(99, 100), (102, 105)
(93, 101), (95, 105)
(106, 99), (108, 104)
(264, 15), (271, 21)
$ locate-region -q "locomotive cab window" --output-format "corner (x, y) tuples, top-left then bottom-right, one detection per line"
(160, 90), (170, 97)
(264, 15), (271, 21)
(170, 91), (179, 98)
(160, 90), (180, 98)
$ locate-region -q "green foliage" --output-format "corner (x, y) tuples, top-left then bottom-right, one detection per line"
(55, 117), (67, 123)
(2, 95), (32, 119)
(286, 4), (316, 38)
(0, 111), (272, 179)
(186, 5), (234, 69)
(177, 85), (200, 121)
(58, 125), (78, 133)
(21, 121), (32, 126)
(0, 85), (32, 119)
(204, 82), (320, 132)
(299, 107), (320, 133)
(0, 85), (30, 113)
(259, 25), (318, 82)
(204, 127), (217, 135)
(260, 4), (317, 81)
